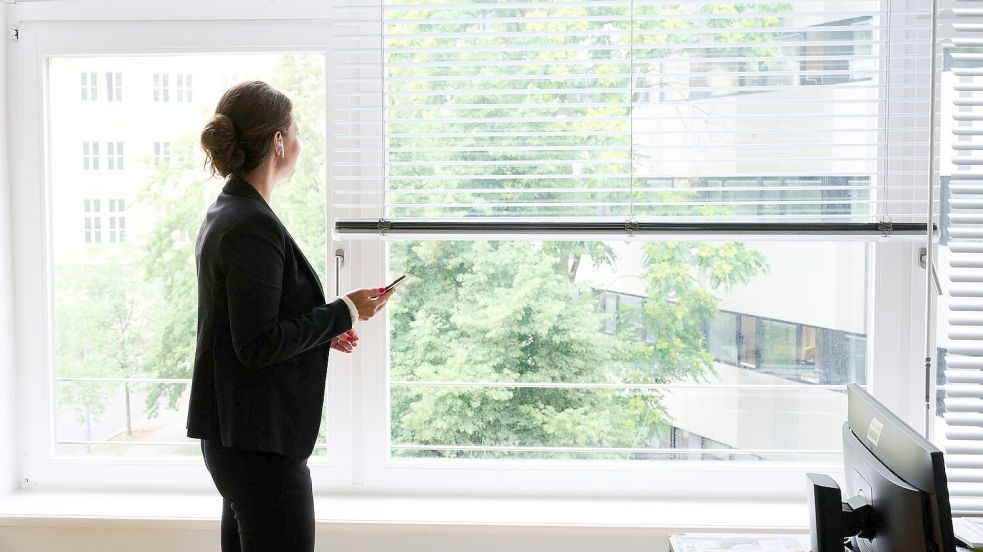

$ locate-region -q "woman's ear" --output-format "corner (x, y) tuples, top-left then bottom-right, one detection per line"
(274, 131), (285, 159)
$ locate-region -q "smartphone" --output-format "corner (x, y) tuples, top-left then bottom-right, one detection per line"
(384, 274), (409, 293)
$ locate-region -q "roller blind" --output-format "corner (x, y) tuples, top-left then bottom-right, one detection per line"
(328, 1), (933, 235)
(939, 0), (983, 515)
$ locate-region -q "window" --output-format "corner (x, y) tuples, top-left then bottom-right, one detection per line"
(176, 74), (192, 102)
(10, 3), (933, 497)
(48, 54), (326, 461)
(83, 199), (102, 244)
(80, 71), (97, 101)
(153, 141), (170, 168)
(81, 141), (99, 170)
(106, 141), (124, 170)
(329, 0), (931, 491)
(105, 72), (122, 101)
(107, 199), (125, 243)
(153, 73), (169, 102)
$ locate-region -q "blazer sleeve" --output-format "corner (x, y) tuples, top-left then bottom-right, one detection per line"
(220, 212), (352, 369)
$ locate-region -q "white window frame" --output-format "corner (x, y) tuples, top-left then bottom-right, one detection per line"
(7, 0), (932, 501)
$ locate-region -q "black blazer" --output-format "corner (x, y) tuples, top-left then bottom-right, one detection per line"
(187, 176), (352, 458)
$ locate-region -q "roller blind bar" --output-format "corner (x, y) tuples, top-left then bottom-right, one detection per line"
(335, 200), (926, 210)
(335, 220), (929, 238)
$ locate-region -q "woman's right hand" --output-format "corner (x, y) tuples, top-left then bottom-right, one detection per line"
(345, 287), (395, 321)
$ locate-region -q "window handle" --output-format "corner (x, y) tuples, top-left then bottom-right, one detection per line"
(334, 248), (345, 297)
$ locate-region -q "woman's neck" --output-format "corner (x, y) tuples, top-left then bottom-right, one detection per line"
(242, 163), (277, 203)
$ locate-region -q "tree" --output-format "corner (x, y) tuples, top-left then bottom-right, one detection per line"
(389, 241), (662, 458)
(54, 245), (151, 449)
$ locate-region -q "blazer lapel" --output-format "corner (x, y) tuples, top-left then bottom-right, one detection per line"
(223, 177), (326, 299)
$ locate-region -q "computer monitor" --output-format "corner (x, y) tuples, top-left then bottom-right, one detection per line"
(807, 383), (955, 552)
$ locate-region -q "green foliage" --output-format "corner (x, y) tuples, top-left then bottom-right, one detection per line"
(389, 241), (667, 458)
(624, 242), (767, 384)
(54, 246), (150, 426)
(137, 136), (217, 415)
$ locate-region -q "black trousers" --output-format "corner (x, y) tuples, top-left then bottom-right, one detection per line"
(201, 439), (315, 552)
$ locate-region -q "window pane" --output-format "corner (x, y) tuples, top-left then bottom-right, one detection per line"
(48, 54), (327, 457)
(388, 240), (868, 462)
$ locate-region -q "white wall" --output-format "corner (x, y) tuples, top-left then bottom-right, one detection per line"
(0, 4), (20, 494)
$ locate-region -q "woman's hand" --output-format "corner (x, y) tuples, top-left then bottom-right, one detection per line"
(330, 330), (359, 354)
(345, 287), (395, 321)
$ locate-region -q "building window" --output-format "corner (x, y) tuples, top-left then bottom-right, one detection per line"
(107, 199), (126, 243)
(83, 199), (102, 244)
(80, 72), (97, 101)
(154, 141), (171, 168)
(107, 142), (124, 170)
(176, 74), (193, 102)
(704, 309), (866, 386)
(106, 72), (123, 102)
(81, 142), (99, 170)
(153, 73), (170, 102)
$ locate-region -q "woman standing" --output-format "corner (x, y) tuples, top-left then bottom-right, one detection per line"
(189, 81), (392, 551)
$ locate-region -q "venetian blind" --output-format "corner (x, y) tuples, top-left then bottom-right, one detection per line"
(329, 1), (933, 237)
(939, 0), (983, 515)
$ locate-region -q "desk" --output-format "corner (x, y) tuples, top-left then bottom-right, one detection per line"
(668, 533), (976, 552)
(668, 533), (811, 551)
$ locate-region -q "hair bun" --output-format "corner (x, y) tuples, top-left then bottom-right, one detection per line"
(200, 113), (245, 177)
(200, 81), (293, 178)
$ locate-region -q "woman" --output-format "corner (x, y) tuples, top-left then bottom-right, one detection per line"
(188, 80), (392, 552)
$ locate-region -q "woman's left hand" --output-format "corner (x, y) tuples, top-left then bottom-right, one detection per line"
(330, 330), (358, 354)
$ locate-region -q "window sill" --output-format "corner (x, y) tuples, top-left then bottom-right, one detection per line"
(0, 489), (808, 532)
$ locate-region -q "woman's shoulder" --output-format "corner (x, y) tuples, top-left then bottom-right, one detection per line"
(202, 194), (284, 245)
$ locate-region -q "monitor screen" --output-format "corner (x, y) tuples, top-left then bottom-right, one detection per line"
(844, 384), (955, 552)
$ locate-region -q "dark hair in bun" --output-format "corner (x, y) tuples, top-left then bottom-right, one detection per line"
(200, 81), (293, 178)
